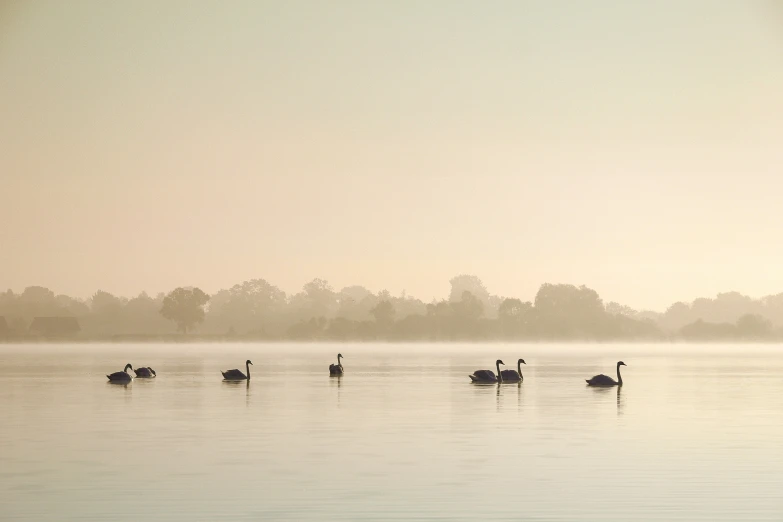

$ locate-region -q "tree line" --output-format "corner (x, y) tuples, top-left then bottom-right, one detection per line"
(2, 275), (783, 341)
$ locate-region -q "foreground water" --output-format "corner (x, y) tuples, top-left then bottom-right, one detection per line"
(1, 343), (782, 521)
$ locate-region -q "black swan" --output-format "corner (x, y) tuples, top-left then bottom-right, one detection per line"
(107, 363), (133, 383)
(134, 367), (156, 378)
(586, 361), (626, 386)
(222, 360), (252, 380)
(470, 359), (505, 383)
(329, 354), (344, 376)
(500, 358), (526, 382)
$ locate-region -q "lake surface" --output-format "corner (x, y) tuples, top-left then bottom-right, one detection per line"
(1, 343), (782, 521)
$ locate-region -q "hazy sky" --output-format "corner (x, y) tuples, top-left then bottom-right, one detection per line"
(1, 1), (781, 311)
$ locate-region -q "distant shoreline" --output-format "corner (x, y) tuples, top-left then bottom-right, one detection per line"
(5, 281), (783, 345)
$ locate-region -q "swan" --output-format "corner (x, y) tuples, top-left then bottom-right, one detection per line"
(500, 358), (526, 382)
(107, 363), (133, 383)
(329, 354), (344, 376)
(134, 367), (156, 378)
(586, 361), (626, 386)
(469, 359), (505, 383)
(222, 360), (252, 381)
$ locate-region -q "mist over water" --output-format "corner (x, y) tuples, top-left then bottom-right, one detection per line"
(1, 343), (781, 521)
(4, 1), (783, 520)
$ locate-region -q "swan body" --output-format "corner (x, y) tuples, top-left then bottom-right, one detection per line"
(222, 360), (252, 380)
(134, 367), (156, 378)
(470, 360), (505, 383)
(500, 358), (526, 382)
(107, 363), (133, 383)
(586, 361), (626, 386)
(329, 353), (344, 376)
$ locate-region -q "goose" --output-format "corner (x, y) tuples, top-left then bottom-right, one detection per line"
(329, 354), (344, 376)
(586, 361), (626, 386)
(500, 358), (526, 382)
(470, 359), (505, 383)
(222, 360), (252, 381)
(134, 367), (156, 378)
(107, 363), (133, 383)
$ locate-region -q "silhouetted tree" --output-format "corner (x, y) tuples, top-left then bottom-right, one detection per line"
(340, 285), (373, 303)
(449, 275), (494, 316)
(391, 314), (431, 341)
(426, 300), (455, 340)
(534, 283), (606, 338)
(55, 294), (89, 316)
(680, 319), (736, 341)
(160, 287), (210, 333)
(660, 301), (693, 331)
(498, 297), (534, 338)
(454, 291), (484, 321)
(391, 293), (427, 320)
(208, 278), (286, 334)
(287, 316), (327, 340)
(336, 286), (377, 322)
(370, 300), (395, 331)
(121, 292), (171, 334)
(19, 286), (55, 303)
(85, 290), (126, 336)
(12, 286), (64, 319)
(287, 279), (338, 322)
(736, 313), (772, 339)
(605, 301), (637, 317)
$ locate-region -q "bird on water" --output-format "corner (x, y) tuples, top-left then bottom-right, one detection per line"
(107, 363), (134, 383)
(134, 367), (156, 378)
(586, 361), (626, 386)
(500, 358), (526, 383)
(222, 360), (252, 381)
(329, 353), (344, 376)
(469, 359), (505, 383)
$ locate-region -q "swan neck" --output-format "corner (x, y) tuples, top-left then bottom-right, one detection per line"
(616, 363), (622, 385)
(518, 361), (523, 379)
(246, 361), (251, 380)
(496, 361), (502, 383)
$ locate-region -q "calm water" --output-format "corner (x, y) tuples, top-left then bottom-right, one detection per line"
(1, 343), (782, 521)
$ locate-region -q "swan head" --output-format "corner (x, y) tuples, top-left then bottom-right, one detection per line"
(246, 360), (253, 366)
(124, 363), (133, 372)
(618, 361), (626, 366)
(150, 368), (157, 376)
(518, 358), (526, 365)
(496, 359), (505, 366)
(337, 353), (343, 360)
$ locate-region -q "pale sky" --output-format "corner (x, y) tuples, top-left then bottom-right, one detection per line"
(1, 1), (781, 311)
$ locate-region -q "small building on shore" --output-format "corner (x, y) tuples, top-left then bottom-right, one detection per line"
(29, 317), (81, 338)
